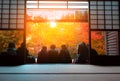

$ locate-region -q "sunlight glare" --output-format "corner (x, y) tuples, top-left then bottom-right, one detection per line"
(50, 21), (56, 28)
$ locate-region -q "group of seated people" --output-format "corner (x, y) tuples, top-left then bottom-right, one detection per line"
(0, 42), (98, 65)
(37, 42), (98, 64)
(0, 42), (35, 64)
(37, 44), (72, 63)
(0, 42), (72, 64)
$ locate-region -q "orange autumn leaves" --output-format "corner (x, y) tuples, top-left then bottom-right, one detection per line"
(91, 32), (105, 55)
(26, 22), (88, 56)
(26, 22), (105, 56)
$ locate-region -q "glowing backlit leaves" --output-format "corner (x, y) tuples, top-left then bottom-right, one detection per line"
(26, 22), (88, 56)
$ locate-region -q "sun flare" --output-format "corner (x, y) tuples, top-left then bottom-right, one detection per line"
(50, 21), (56, 28)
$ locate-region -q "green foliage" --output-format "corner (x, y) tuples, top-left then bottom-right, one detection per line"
(0, 30), (23, 52)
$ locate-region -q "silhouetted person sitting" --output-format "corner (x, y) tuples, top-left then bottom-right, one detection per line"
(0, 42), (19, 65)
(6, 42), (17, 55)
(17, 43), (30, 63)
(37, 46), (48, 63)
(58, 45), (72, 63)
(48, 44), (58, 63)
(90, 48), (98, 57)
(75, 42), (89, 64)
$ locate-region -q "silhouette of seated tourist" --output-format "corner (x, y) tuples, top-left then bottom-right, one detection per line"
(48, 44), (59, 63)
(6, 42), (17, 55)
(17, 42), (29, 55)
(74, 42), (89, 64)
(0, 42), (20, 65)
(37, 46), (48, 63)
(17, 42), (36, 64)
(58, 44), (72, 63)
(90, 48), (98, 57)
(17, 42), (29, 63)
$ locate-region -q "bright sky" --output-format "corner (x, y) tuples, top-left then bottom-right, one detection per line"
(27, 9), (87, 20)
(27, 10), (74, 20)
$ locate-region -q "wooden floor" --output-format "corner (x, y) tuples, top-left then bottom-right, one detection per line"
(0, 64), (120, 81)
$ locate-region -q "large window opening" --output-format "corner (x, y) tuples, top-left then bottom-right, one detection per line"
(0, 0), (119, 65)
(26, 1), (89, 62)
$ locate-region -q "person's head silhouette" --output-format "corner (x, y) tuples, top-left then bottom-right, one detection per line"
(50, 44), (56, 49)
